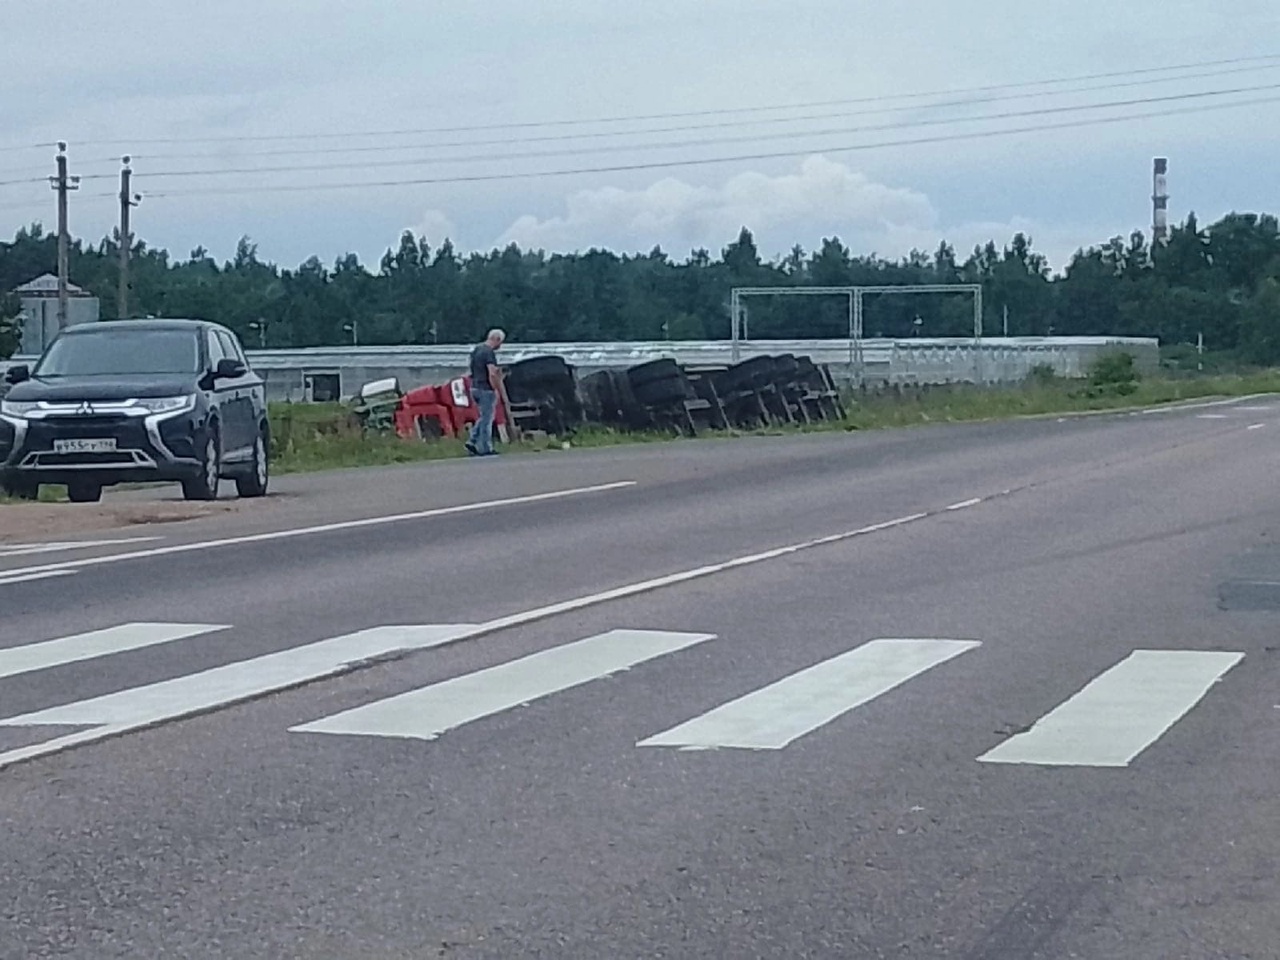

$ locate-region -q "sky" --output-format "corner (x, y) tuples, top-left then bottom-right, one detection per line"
(2, 1), (1278, 277)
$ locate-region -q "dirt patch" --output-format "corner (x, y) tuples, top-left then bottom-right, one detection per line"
(0, 500), (244, 542)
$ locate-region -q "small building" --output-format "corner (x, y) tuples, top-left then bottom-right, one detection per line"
(12, 273), (101, 355)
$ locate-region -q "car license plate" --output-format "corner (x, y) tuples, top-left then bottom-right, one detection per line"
(53, 438), (117, 454)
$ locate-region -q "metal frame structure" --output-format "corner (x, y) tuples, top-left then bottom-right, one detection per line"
(730, 284), (984, 382)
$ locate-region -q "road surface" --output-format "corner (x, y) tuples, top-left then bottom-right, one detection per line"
(2, 399), (1278, 958)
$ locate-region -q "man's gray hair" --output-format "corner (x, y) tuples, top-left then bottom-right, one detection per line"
(488, 328), (506, 343)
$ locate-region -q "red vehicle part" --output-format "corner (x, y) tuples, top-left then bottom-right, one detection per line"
(392, 376), (506, 442)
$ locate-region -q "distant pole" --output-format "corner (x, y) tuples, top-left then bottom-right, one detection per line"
(49, 142), (80, 330)
(117, 156), (139, 319)
(1197, 331), (1204, 372)
(1003, 304), (1009, 337)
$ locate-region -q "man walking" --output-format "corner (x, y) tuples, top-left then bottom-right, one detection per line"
(465, 328), (505, 457)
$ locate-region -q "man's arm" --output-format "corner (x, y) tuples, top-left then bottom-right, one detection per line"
(487, 362), (503, 395)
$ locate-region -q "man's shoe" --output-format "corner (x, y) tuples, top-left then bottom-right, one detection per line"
(464, 441), (479, 456)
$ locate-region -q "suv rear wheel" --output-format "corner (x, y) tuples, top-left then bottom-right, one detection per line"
(183, 427), (221, 501)
(235, 430), (269, 498)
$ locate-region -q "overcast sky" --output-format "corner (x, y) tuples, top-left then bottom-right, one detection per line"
(2, 1), (1278, 275)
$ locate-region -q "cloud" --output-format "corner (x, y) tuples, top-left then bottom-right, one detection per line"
(496, 156), (937, 255)
(412, 210), (461, 248)
(489, 155), (1106, 269)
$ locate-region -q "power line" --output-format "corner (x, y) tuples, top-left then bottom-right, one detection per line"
(6, 51), (1277, 154)
(83, 61), (1280, 166)
(122, 82), (1280, 181)
(139, 93), (1280, 200)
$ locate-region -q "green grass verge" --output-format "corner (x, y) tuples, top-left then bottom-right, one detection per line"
(3, 369), (1277, 503)
(262, 369), (1280, 475)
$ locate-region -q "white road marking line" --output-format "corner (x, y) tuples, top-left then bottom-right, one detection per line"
(0, 536), (158, 559)
(1140, 394), (1278, 415)
(0, 625), (479, 772)
(471, 511), (932, 638)
(292, 629), (716, 741)
(947, 498), (983, 511)
(977, 649), (1244, 768)
(0, 623), (227, 681)
(0, 481), (636, 581)
(1248, 423), (1266, 431)
(0, 570), (77, 587)
(1196, 414), (1230, 420)
(0, 499), (982, 768)
(1234, 405), (1275, 412)
(638, 639), (981, 751)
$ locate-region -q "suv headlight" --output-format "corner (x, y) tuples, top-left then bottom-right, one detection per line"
(133, 395), (197, 415)
(0, 400), (38, 418)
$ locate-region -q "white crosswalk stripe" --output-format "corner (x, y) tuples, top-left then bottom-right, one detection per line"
(0, 625), (479, 771)
(0, 623), (227, 681)
(978, 650), (1244, 768)
(0, 620), (1250, 771)
(638, 639), (980, 751)
(291, 629), (717, 742)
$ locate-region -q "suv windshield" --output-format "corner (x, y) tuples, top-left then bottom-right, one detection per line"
(34, 329), (202, 377)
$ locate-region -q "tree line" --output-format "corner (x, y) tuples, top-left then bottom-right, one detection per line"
(2, 211), (1278, 364)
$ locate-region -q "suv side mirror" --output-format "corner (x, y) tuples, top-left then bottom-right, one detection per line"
(4, 364), (30, 385)
(214, 358), (246, 380)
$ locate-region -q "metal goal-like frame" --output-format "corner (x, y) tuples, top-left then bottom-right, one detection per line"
(730, 284), (984, 383)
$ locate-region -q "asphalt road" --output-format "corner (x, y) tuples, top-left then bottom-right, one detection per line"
(2, 398), (1279, 959)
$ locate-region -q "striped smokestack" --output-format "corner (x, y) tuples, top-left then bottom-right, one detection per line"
(1152, 158), (1169, 245)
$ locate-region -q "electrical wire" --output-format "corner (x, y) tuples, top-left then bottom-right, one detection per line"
(109, 82), (1280, 181)
(137, 93), (1280, 200)
(2, 51), (1276, 154)
(85, 61), (1280, 165)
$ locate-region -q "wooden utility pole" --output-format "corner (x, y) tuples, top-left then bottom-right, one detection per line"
(118, 156), (140, 319)
(49, 142), (80, 331)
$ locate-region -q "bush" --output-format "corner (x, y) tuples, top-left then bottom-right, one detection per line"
(1087, 351), (1141, 396)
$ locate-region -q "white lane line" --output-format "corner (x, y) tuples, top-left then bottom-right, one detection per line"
(638, 639), (981, 751)
(947, 498), (983, 511)
(0, 500), (981, 769)
(0, 537), (159, 559)
(1248, 423), (1266, 431)
(0, 570), (77, 587)
(1140, 394), (1278, 415)
(0, 481), (636, 581)
(292, 629), (716, 742)
(1196, 414), (1230, 420)
(978, 650), (1244, 768)
(0, 625), (480, 772)
(0, 623), (227, 681)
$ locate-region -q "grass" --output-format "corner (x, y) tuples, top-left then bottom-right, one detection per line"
(262, 367), (1280, 474)
(4, 368), (1278, 502)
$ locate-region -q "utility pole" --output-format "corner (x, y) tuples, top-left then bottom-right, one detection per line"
(49, 142), (80, 331)
(1002, 304), (1009, 337)
(118, 156), (141, 319)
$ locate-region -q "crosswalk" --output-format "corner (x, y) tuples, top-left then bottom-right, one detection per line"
(0, 621), (1248, 772)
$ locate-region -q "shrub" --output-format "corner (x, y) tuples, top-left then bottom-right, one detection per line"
(1087, 351), (1141, 396)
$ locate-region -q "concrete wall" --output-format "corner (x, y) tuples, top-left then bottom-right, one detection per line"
(4, 335), (1161, 403)
(239, 336), (1159, 402)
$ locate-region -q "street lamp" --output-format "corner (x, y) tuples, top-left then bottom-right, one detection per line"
(248, 319), (266, 348)
(342, 320), (359, 346)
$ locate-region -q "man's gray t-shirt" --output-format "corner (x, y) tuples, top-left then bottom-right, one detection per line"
(469, 343), (497, 390)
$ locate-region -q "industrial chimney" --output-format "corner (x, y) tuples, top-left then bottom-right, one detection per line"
(1152, 158), (1169, 245)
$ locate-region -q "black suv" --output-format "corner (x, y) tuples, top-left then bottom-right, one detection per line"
(0, 319), (269, 503)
